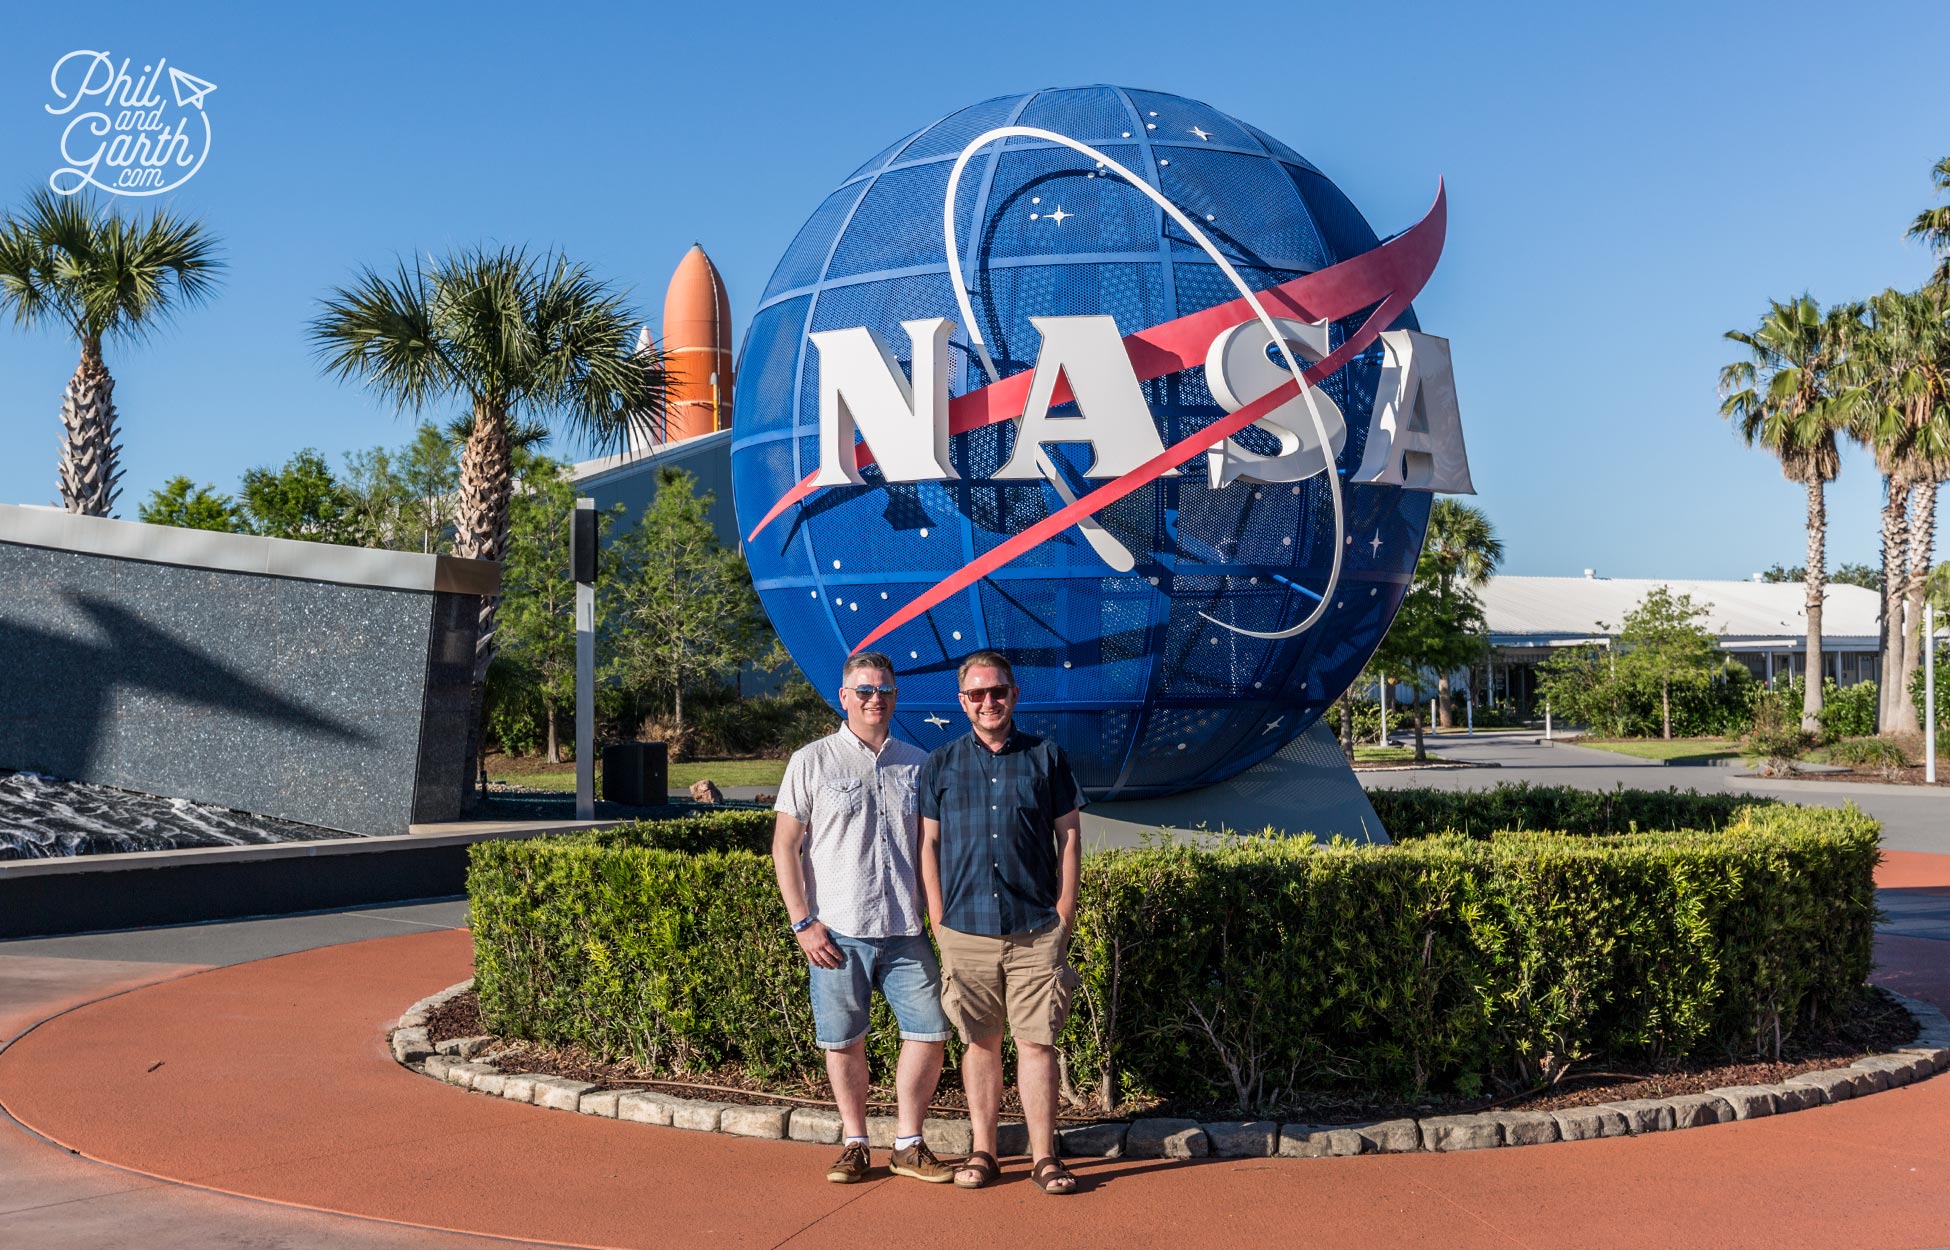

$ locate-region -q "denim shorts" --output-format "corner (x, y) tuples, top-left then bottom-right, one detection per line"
(809, 931), (954, 1049)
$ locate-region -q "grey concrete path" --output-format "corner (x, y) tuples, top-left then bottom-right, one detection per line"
(1359, 729), (1948, 854)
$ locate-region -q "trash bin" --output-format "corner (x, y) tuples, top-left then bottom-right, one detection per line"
(602, 741), (668, 807)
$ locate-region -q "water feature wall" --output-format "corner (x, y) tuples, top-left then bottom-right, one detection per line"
(0, 504), (498, 839)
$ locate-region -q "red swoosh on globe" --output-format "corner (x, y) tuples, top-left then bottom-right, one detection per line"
(747, 182), (1446, 548)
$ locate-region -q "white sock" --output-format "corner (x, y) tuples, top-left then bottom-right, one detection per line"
(894, 1134), (922, 1150)
(844, 1135), (869, 1146)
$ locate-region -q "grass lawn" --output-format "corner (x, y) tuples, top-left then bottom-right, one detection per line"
(491, 758), (788, 792)
(1353, 745), (1449, 764)
(1573, 737), (1743, 764)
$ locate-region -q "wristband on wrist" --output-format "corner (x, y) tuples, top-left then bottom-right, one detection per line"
(791, 915), (817, 934)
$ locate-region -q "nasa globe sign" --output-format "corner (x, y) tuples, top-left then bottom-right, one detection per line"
(731, 86), (1471, 800)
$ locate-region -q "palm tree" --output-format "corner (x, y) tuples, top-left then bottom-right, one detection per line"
(1841, 288), (1950, 736)
(311, 246), (667, 790)
(1421, 498), (1503, 728)
(1720, 296), (1850, 734)
(1908, 156), (1950, 288)
(0, 190), (222, 515)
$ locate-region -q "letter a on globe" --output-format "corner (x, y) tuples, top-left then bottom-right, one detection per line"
(809, 318), (958, 486)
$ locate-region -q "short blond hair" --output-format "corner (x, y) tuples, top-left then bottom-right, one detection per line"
(841, 651), (896, 684)
(955, 650), (1014, 688)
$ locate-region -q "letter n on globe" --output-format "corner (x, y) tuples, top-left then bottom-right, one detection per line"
(809, 319), (958, 486)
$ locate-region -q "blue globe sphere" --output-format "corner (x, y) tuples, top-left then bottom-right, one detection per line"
(731, 85), (1431, 799)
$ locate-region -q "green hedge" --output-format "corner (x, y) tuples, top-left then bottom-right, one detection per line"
(1368, 783), (1770, 839)
(469, 795), (1877, 1113)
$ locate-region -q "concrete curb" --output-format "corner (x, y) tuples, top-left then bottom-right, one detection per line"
(391, 985), (1950, 1159)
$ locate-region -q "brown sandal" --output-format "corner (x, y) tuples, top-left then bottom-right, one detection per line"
(953, 1151), (999, 1189)
(1031, 1156), (1077, 1195)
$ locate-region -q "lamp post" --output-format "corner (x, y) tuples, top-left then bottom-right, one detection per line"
(573, 498), (596, 820)
(1928, 603), (1938, 786)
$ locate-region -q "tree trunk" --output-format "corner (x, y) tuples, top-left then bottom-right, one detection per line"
(545, 698), (559, 765)
(1894, 479), (1938, 736)
(1879, 481), (1911, 734)
(454, 399), (516, 811)
(1661, 677), (1672, 740)
(1412, 698), (1426, 762)
(1801, 476), (1827, 736)
(58, 336), (124, 517)
(1338, 694), (1354, 761)
(1380, 679), (1394, 746)
(1436, 672), (1454, 729)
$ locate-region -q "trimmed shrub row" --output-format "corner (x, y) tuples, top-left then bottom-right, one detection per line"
(468, 791), (1876, 1113)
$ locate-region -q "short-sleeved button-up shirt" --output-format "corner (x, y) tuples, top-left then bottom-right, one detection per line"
(919, 728), (1086, 936)
(775, 727), (927, 939)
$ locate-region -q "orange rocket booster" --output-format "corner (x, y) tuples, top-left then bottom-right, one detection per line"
(661, 243), (734, 443)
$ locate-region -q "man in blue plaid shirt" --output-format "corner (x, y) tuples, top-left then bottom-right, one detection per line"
(919, 650), (1084, 1195)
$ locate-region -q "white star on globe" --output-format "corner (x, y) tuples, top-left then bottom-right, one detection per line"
(1190, 126), (1211, 141)
(1046, 205), (1072, 226)
(1369, 531), (1384, 557)
(924, 714), (951, 729)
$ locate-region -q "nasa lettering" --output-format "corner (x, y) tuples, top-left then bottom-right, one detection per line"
(731, 86), (1470, 800)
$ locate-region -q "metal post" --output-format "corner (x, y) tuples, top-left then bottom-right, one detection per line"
(575, 497), (596, 821)
(1465, 687), (1474, 736)
(1928, 604), (1938, 785)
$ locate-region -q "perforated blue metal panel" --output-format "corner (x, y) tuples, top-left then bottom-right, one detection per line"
(732, 86), (1431, 799)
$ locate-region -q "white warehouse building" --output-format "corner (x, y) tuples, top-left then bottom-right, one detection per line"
(1474, 573), (1882, 717)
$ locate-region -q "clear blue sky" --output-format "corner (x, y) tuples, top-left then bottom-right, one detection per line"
(1, 0), (1944, 578)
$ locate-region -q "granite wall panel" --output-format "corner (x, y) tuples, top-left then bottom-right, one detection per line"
(0, 540), (484, 835)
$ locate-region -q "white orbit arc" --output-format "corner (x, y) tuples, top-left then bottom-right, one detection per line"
(941, 125), (1345, 641)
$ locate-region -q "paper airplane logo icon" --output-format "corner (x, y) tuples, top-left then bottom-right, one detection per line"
(168, 67), (216, 110)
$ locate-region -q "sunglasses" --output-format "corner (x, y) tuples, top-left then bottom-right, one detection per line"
(845, 683), (897, 699)
(958, 685), (1014, 703)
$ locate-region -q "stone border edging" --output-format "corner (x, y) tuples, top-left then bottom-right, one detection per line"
(389, 985), (1950, 1159)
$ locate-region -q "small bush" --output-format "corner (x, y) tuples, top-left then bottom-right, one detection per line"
(1819, 679), (1878, 740)
(469, 790), (1876, 1113)
(1824, 737), (1910, 775)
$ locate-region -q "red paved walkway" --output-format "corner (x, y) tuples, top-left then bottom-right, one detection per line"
(2, 856), (1947, 1250)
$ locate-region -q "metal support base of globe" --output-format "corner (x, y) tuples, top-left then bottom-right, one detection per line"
(1079, 722), (1387, 850)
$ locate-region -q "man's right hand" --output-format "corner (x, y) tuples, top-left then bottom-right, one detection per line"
(795, 921), (844, 969)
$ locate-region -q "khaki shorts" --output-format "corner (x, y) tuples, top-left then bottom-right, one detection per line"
(933, 919), (1079, 1047)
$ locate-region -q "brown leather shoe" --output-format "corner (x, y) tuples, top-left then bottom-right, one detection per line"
(888, 1139), (954, 1183)
(826, 1141), (871, 1184)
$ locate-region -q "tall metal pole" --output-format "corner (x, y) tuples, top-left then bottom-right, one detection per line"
(1928, 603), (1938, 786)
(574, 497), (596, 820)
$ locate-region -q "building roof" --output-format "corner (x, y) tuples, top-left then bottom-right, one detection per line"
(1479, 575), (1881, 648)
(570, 427), (732, 489)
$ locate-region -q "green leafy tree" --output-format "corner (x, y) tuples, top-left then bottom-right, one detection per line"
(340, 445), (409, 550)
(1420, 498), (1503, 728)
(1834, 562), (1883, 592)
(1614, 587), (1720, 741)
(604, 468), (765, 747)
(396, 423), (460, 553)
(0, 190), (222, 515)
(239, 448), (363, 544)
(1721, 295), (1852, 735)
(1374, 553), (1489, 762)
(496, 453), (617, 763)
(138, 476), (245, 532)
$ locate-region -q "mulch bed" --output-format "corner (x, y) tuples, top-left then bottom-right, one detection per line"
(424, 986), (1917, 1126)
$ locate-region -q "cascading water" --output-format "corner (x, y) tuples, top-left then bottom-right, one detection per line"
(0, 770), (358, 859)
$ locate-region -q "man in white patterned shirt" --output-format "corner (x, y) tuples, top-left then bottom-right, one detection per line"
(772, 651), (954, 1185)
